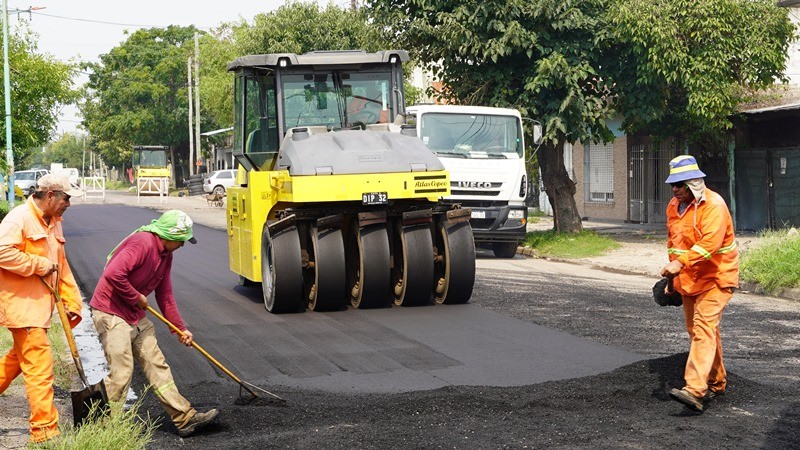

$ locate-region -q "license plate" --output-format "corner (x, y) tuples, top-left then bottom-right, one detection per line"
(362, 192), (388, 205)
(470, 210), (486, 219)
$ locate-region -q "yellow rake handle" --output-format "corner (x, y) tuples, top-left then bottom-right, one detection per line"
(144, 305), (259, 398)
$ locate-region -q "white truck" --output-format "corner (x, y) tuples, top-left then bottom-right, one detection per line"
(50, 163), (79, 186)
(406, 105), (541, 258)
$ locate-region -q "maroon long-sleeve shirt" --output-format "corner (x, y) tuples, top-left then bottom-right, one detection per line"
(90, 231), (186, 331)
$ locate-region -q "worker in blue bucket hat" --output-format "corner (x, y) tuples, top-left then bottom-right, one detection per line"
(660, 155), (739, 413)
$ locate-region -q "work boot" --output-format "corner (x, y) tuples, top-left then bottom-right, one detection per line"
(706, 389), (725, 400)
(177, 408), (219, 438)
(669, 388), (704, 412)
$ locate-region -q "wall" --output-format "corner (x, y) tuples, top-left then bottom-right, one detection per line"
(786, 6), (800, 85)
(571, 135), (629, 222)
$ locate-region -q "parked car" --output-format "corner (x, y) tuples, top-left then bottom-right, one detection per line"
(14, 169), (49, 196)
(203, 169), (236, 195)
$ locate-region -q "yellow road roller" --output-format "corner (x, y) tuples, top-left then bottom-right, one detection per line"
(226, 50), (476, 313)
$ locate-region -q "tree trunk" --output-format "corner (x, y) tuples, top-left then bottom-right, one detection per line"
(538, 137), (582, 233)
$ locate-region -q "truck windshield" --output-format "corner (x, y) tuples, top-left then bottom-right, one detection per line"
(281, 70), (393, 131)
(15, 172), (35, 180)
(134, 150), (167, 167)
(419, 113), (523, 158)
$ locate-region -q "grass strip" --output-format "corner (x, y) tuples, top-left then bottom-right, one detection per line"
(523, 229), (620, 258)
(741, 229), (800, 293)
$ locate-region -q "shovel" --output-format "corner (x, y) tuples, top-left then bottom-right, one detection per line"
(41, 274), (109, 427)
(145, 305), (285, 404)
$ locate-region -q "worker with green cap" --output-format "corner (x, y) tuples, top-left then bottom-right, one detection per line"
(90, 210), (219, 437)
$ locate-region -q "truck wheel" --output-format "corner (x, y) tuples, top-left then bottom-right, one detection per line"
(492, 242), (519, 258)
(433, 218), (475, 305)
(261, 223), (304, 313)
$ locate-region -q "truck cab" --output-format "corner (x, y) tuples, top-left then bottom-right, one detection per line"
(407, 105), (535, 257)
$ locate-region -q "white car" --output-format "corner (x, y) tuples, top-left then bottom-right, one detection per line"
(14, 169), (49, 196)
(203, 169), (236, 195)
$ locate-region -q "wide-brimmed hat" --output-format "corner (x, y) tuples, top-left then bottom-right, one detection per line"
(36, 173), (84, 197)
(665, 155), (706, 184)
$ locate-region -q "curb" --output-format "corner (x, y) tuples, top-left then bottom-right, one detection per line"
(516, 246), (800, 303)
(739, 281), (800, 302)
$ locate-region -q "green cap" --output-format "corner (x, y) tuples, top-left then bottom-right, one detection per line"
(139, 210), (197, 244)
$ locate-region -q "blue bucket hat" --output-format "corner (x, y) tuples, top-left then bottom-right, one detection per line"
(665, 155), (706, 184)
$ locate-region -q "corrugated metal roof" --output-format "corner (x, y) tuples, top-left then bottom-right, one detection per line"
(740, 102), (800, 114)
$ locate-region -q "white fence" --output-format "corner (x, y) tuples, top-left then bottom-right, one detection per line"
(80, 177), (106, 202)
(137, 177), (169, 204)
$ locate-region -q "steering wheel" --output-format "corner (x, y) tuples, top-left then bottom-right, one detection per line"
(350, 109), (379, 124)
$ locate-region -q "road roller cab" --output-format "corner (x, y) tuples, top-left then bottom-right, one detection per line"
(226, 50), (476, 313)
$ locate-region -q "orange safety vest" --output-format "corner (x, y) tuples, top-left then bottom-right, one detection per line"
(0, 196), (83, 328)
(666, 187), (739, 296)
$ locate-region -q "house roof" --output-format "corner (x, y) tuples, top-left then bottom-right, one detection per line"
(778, 0), (800, 7)
(740, 101), (800, 114)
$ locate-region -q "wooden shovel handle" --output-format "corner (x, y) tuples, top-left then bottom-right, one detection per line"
(41, 274), (90, 387)
(145, 305), (259, 398)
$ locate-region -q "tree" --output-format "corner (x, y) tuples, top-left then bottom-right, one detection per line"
(366, 0), (615, 232)
(80, 25), (201, 174)
(36, 133), (87, 170)
(198, 1), (386, 131)
(606, 0), (794, 151)
(0, 22), (75, 172)
(365, 0), (795, 232)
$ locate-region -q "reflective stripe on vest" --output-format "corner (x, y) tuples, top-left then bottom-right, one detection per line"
(668, 241), (737, 260)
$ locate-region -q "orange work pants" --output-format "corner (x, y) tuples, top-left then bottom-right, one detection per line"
(0, 327), (60, 443)
(680, 285), (733, 398)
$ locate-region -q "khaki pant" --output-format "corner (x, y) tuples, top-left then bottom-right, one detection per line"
(92, 309), (196, 428)
(0, 327), (60, 443)
(681, 285), (732, 398)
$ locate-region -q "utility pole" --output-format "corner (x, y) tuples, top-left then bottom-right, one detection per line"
(3, 4), (44, 205)
(193, 33), (201, 173)
(3, 0), (13, 204)
(187, 57), (194, 176)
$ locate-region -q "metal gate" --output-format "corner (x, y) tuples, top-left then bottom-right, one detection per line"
(736, 147), (800, 230)
(629, 142), (680, 224)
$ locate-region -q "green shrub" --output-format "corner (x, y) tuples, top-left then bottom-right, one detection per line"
(740, 229), (800, 293)
(0, 199), (9, 222)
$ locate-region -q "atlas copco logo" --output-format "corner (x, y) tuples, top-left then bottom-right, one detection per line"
(454, 181), (493, 189)
(414, 180), (448, 188)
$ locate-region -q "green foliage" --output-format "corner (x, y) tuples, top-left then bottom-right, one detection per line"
(607, 0), (795, 146)
(523, 229), (620, 258)
(199, 2), (387, 129)
(0, 23), (76, 171)
(741, 229), (800, 294)
(35, 398), (157, 450)
(81, 25), (202, 168)
(366, 0), (616, 147)
(0, 199), (8, 222)
(33, 133), (89, 171)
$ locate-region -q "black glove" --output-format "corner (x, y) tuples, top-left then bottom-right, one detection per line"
(652, 277), (682, 307)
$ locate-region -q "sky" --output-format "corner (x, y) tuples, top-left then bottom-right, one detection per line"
(14, 0), (339, 136)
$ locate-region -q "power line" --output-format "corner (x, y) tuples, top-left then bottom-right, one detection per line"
(30, 11), (216, 31)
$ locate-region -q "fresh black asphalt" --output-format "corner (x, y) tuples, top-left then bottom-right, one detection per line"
(62, 204), (641, 394)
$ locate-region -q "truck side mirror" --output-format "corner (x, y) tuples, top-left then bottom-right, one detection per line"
(532, 122), (543, 146)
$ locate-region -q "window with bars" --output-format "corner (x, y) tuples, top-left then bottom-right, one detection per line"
(584, 141), (614, 203)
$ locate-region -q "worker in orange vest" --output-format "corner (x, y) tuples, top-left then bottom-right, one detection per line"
(0, 174), (84, 443)
(660, 155), (739, 413)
